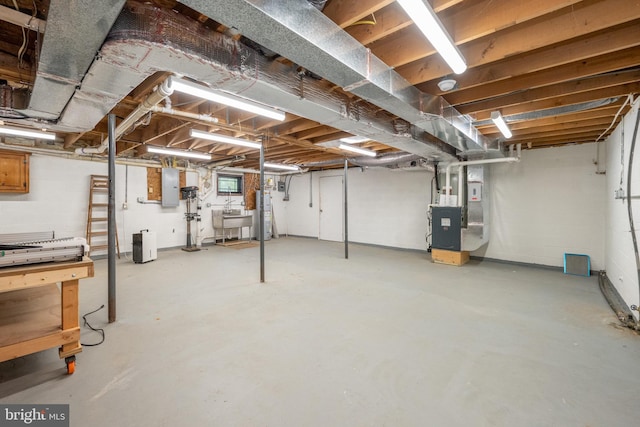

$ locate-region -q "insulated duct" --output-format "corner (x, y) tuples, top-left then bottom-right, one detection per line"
(348, 153), (422, 168)
(180, 0), (496, 157)
(21, 0), (127, 120)
(302, 152), (429, 169)
(13, 1), (457, 161)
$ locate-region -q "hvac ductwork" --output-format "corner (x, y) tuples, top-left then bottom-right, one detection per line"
(9, 1), (458, 161)
(180, 0), (497, 157)
(302, 152), (432, 169)
(21, 0), (127, 121)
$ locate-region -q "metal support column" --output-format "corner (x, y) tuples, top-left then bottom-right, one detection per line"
(259, 140), (265, 283)
(107, 114), (116, 323)
(344, 159), (349, 259)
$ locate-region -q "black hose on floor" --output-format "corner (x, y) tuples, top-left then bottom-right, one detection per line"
(598, 271), (636, 330)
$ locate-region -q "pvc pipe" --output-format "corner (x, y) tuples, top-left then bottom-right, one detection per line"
(76, 79), (173, 155)
(445, 156), (520, 206)
(150, 105), (219, 124)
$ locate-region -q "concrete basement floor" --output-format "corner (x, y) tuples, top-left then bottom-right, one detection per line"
(1, 237), (639, 426)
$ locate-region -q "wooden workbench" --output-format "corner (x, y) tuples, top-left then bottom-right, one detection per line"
(0, 257), (94, 374)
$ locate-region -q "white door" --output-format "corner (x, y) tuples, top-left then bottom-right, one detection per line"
(319, 175), (343, 242)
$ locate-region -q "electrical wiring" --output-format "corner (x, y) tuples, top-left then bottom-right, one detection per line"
(595, 94), (634, 175)
(625, 104), (640, 328)
(81, 305), (106, 346)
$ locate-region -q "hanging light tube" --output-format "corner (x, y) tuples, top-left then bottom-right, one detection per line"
(396, 0), (467, 74)
(264, 162), (301, 171)
(0, 125), (56, 140)
(338, 143), (377, 157)
(147, 146), (212, 160)
(340, 135), (370, 144)
(491, 111), (513, 139)
(190, 129), (262, 149)
(169, 77), (286, 121)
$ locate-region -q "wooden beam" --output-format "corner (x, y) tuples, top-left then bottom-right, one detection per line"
(413, 20), (640, 90)
(470, 81), (640, 121)
(482, 117), (612, 137)
(454, 68), (640, 114)
(275, 118), (321, 136)
(404, 0), (640, 85)
(474, 105), (625, 130)
(445, 48), (640, 106)
(323, 0), (395, 28)
(370, 0), (581, 68)
(345, 2), (412, 46)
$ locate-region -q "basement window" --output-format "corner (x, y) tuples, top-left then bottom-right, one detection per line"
(217, 174), (243, 195)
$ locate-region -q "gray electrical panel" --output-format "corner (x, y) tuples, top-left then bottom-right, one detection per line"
(432, 206), (462, 251)
(161, 168), (179, 207)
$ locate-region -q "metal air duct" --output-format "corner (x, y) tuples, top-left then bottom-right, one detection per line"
(10, 1), (457, 161)
(180, 0), (497, 157)
(20, 0), (127, 120)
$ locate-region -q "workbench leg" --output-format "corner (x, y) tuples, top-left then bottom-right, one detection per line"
(59, 279), (81, 359)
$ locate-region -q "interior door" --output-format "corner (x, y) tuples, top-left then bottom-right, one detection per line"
(319, 175), (343, 242)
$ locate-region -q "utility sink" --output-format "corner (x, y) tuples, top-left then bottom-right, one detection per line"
(212, 210), (253, 243)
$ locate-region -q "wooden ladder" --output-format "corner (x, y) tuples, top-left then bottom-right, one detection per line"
(86, 175), (120, 258)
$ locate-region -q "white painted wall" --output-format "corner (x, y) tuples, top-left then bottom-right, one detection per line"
(476, 142), (606, 270)
(273, 145), (606, 269)
(604, 97), (640, 317)
(271, 167), (436, 251)
(0, 154), (250, 253)
(0, 140), (608, 275)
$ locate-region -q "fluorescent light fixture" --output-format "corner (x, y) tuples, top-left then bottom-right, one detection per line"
(491, 111), (513, 139)
(190, 129), (262, 149)
(0, 125), (56, 140)
(169, 77), (285, 121)
(340, 135), (370, 144)
(147, 146), (212, 160)
(338, 143), (377, 157)
(396, 0), (467, 74)
(264, 162), (301, 171)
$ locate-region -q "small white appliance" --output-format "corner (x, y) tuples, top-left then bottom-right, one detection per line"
(133, 230), (157, 263)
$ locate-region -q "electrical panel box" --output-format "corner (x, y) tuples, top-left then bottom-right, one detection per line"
(468, 182), (482, 202)
(432, 206), (462, 251)
(161, 168), (179, 207)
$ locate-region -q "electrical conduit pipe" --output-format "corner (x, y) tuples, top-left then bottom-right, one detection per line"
(445, 144), (521, 206)
(75, 78), (175, 154)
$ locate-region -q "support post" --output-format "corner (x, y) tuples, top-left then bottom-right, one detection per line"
(344, 159), (349, 259)
(259, 140), (265, 283)
(107, 114), (116, 323)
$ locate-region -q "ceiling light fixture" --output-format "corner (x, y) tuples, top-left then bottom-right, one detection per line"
(264, 162), (301, 171)
(491, 111), (513, 139)
(147, 146), (212, 160)
(169, 77), (286, 121)
(396, 0), (467, 74)
(437, 78), (457, 92)
(339, 135), (370, 144)
(338, 143), (377, 157)
(0, 125), (56, 140)
(190, 129), (262, 149)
